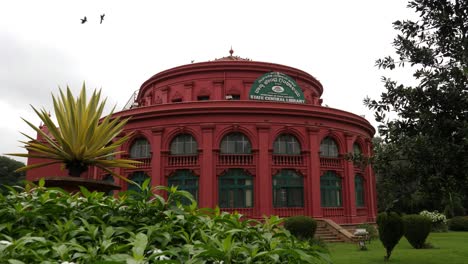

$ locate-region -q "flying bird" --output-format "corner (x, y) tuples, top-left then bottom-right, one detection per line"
(100, 14), (105, 24)
(81, 16), (87, 24)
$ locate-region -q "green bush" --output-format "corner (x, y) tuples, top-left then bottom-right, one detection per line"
(403, 214), (432, 249)
(377, 212), (405, 261)
(0, 180), (330, 263)
(448, 216), (468, 231)
(284, 215), (317, 240)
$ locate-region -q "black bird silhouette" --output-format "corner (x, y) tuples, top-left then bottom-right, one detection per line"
(81, 16), (87, 24)
(100, 14), (105, 24)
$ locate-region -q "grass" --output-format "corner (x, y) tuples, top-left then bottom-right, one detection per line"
(328, 232), (468, 264)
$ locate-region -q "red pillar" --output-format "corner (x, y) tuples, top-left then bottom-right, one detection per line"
(344, 134), (357, 223)
(307, 127), (322, 218)
(257, 124), (272, 217)
(151, 127), (164, 186)
(200, 124), (215, 208)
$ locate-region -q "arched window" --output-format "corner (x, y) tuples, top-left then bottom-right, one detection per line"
(355, 174), (365, 207)
(127, 171), (150, 192)
(170, 134), (198, 155)
(320, 137), (339, 157)
(320, 171), (342, 207)
(273, 169), (304, 207)
(130, 138), (151, 158)
(273, 134), (301, 154)
(220, 132), (251, 154)
(168, 170), (198, 203)
(103, 174), (115, 196)
(353, 143), (362, 156)
(218, 169), (253, 208)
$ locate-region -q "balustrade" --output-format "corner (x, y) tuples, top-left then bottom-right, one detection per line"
(322, 207), (345, 217)
(133, 158), (151, 169)
(273, 207), (305, 217)
(221, 208), (254, 218)
(357, 207), (368, 216)
(272, 155), (304, 166)
(218, 154), (253, 166)
(320, 157), (342, 168)
(168, 155), (199, 167)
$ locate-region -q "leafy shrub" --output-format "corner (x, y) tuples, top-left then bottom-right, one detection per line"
(420, 210), (448, 232)
(377, 212), (405, 261)
(403, 214), (432, 249)
(356, 223), (378, 241)
(284, 215), (317, 240)
(448, 216), (468, 231)
(0, 180), (330, 263)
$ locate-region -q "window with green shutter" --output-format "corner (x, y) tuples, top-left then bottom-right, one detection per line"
(273, 134), (301, 154)
(168, 169), (198, 203)
(320, 137), (339, 157)
(273, 169), (304, 207)
(218, 169), (253, 208)
(320, 171), (342, 207)
(170, 134), (198, 155)
(130, 138), (151, 158)
(220, 133), (251, 154)
(355, 174), (365, 207)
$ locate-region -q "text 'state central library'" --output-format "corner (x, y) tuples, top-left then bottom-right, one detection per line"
(27, 51), (377, 225)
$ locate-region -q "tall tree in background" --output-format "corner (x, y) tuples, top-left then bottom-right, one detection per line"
(0, 156), (25, 193)
(365, 0), (468, 215)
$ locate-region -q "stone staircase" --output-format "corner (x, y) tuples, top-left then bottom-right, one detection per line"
(314, 219), (355, 243)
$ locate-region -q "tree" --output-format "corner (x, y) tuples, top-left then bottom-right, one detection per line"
(0, 156), (25, 193)
(8, 84), (140, 178)
(365, 0), (468, 214)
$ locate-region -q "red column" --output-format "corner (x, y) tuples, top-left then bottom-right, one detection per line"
(307, 127), (322, 218)
(200, 123), (215, 208)
(151, 127), (164, 186)
(365, 138), (377, 221)
(344, 133), (357, 222)
(257, 124), (272, 217)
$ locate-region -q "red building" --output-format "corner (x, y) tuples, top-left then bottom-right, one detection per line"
(27, 51), (377, 224)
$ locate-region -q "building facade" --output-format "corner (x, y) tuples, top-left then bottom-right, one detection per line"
(27, 52), (377, 224)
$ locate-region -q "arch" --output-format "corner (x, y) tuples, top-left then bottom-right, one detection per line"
(215, 125), (257, 150)
(218, 168), (254, 208)
(169, 134), (198, 155)
(353, 137), (367, 155)
(122, 130), (152, 155)
(319, 131), (345, 155)
(355, 174), (365, 207)
(129, 138), (151, 158)
(272, 169), (304, 207)
(319, 136), (339, 157)
(162, 127), (201, 151)
(271, 127), (306, 152)
(320, 171), (342, 207)
(273, 133), (302, 154)
(219, 132), (252, 154)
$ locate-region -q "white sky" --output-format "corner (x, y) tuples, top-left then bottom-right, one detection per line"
(0, 0), (416, 163)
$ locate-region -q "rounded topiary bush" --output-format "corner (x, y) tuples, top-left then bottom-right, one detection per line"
(377, 212), (405, 261)
(403, 214), (432, 249)
(448, 216), (468, 231)
(283, 215), (317, 240)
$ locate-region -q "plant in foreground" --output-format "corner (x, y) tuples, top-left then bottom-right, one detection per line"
(0, 180), (331, 263)
(8, 84), (140, 178)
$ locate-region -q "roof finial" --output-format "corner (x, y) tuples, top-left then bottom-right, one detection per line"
(229, 46), (234, 56)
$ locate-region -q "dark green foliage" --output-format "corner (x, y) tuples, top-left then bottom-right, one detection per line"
(366, 0), (468, 214)
(0, 181), (330, 263)
(403, 214), (432, 249)
(284, 215), (317, 240)
(377, 212), (405, 261)
(448, 216), (468, 231)
(0, 156), (25, 193)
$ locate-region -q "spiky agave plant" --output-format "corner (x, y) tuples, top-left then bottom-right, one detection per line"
(9, 84), (139, 178)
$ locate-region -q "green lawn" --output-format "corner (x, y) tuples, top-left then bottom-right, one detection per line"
(328, 232), (468, 264)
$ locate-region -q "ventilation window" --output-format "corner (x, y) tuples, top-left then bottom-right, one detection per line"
(197, 96), (210, 101)
(172, 98), (182, 103)
(226, 94), (240, 100)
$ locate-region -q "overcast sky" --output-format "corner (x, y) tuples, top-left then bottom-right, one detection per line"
(1, 0), (416, 163)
